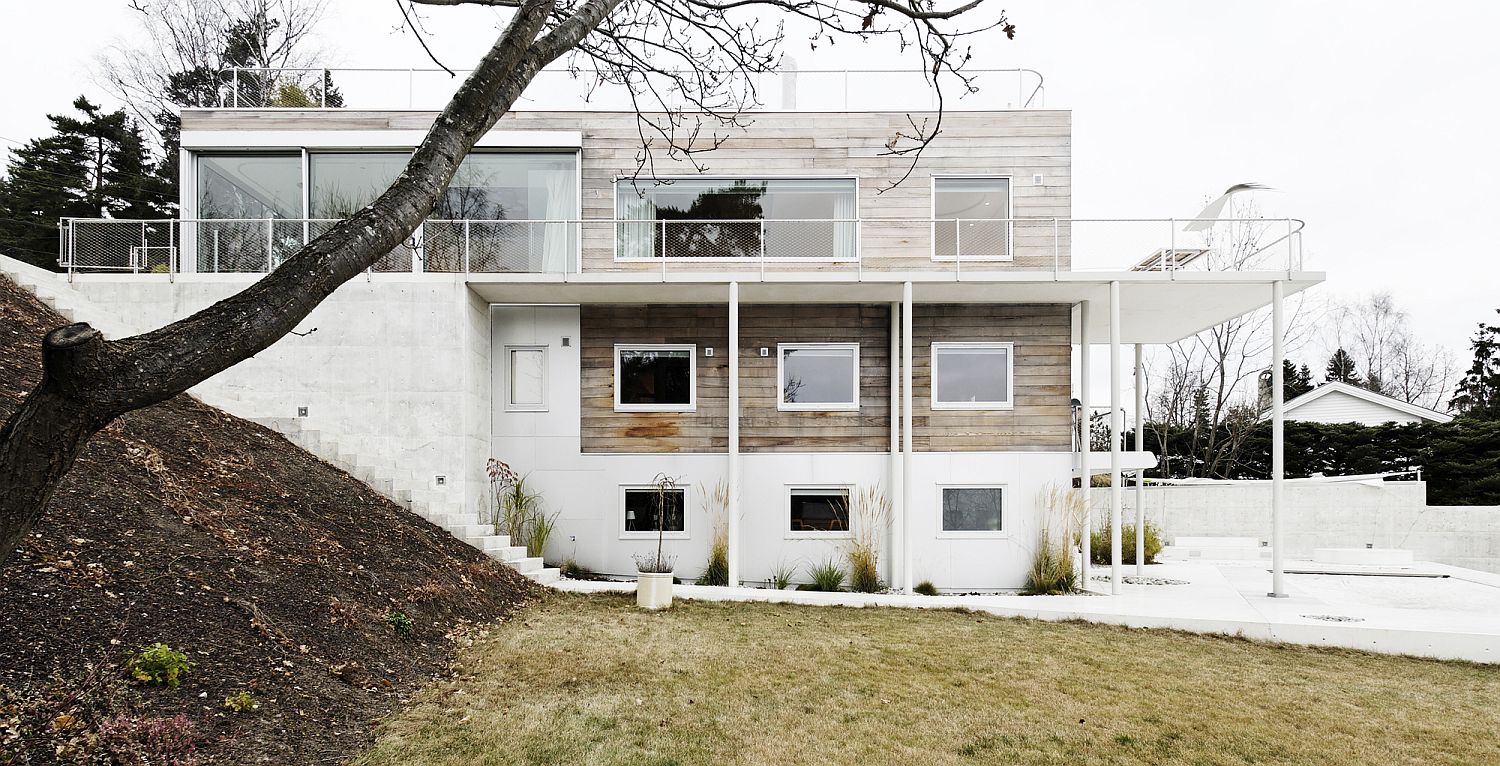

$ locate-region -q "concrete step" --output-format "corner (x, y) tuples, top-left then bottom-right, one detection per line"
(527, 567), (561, 585)
(476, 535), (512, 552)
(446, 523), (492, 539)
(486, 545), (528, 562)
(505, 556), (544, 575)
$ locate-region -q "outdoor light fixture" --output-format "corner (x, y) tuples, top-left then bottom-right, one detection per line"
(760, 347), (769, 357)
(561, 336), (571, 347)
(297, 406), (308, 417)
(704, 347), (714, 357)
(435, 475), (447, 487)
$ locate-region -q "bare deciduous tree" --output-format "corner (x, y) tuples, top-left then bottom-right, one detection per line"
(1323, 291), (1455, 410)
(0, 0), (1009, 563)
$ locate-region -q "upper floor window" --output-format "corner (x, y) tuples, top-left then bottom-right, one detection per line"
(616, 177), (856, 260)
(432, 152), (579, 272)
(309, 152), (411, 219)
(931, 342), (1013, 410)
(779, 343), (860, 411)
(933, 177), (1011, 260)
(196, 154), (303, 219)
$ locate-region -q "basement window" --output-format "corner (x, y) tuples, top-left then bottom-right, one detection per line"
(931, 342), (1014, 410)
(778, 343), (860, 411)
(622, 486), (687, 538)
(788, 488), (850, 535)
(940, 487), (1005, 535)
(615, 344), (696, 412)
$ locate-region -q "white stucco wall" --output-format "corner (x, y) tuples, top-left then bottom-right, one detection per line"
(1100, 483), (1500, 574)
(68, 273), (490, 510)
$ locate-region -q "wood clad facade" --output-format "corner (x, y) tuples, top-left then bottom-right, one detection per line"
(912, 304), (1073, 451)
(580, 303), (1069, 454)
(181, 109), (1072, 273)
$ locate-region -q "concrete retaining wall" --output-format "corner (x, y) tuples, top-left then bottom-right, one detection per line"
(1092, 483), (1500, 574)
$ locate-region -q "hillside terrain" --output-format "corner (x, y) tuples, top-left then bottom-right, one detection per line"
(0, 276), (535, 764)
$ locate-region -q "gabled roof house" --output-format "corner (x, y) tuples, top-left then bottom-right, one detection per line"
(1284, 382), (1452, 426)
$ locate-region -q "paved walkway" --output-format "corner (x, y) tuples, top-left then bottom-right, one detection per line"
(553, 560), (1500, 663)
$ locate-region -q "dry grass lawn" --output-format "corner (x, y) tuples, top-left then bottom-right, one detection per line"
(358, 593), (1500, 765)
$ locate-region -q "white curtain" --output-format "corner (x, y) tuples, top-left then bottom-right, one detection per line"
(538, 166), (576, 273)
(833, 187), (856, 260)
(617, 187), (655, 260)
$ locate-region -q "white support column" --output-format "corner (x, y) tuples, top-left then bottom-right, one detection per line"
(889, 301), (903, 590)
(1134, 342), (1146, 577)
(1270, 280), (1287, 598)
(1078, 300), (1092, 586)
(727, 281), (741, 587)
(1109, 280), (1123, 595)
(901, 282), (914, 593)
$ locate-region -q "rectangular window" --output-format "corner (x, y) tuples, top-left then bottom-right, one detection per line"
(615, 345), (696, 411)
(779, 343), (859, 411)
(429, 152), (579, 273)
(616, 177), (857, 260)
(506, 346), (547, 411)
(309, 152), (412, 271)
(788, 488), (850, 534)
(931, 342), (1013, 410)
(941, 487), (1005, 534)
(622, 487), (687, 537)
(195, 153), (305, 272)
(933, 177), (1011, 260)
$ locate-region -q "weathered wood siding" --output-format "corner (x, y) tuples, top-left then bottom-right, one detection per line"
(738, 304), (890, 452)
(581, 304), (729, 453)
(912, 304), (1072, 451)
(182, 109), (1072, 273)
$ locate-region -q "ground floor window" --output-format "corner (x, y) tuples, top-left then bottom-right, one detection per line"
(622, 486), (687, 538)
(940, 486), (1005, 534)
(788, 488), (850, 534)
(779, 343), (860, 410)
(615, 344), (695, 411)
(931, 342), (1013, 410)
(505, 346), (547, 411)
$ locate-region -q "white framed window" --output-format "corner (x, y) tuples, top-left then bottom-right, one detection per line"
(505, 345), (547, 411)
(786, 486), (852, 538)
(937, 485), (1007, 538)
(614, 344), (696, 412)
(931, 342), (1014, 410)
(620, 485), (689, 540)
(932, 176), (1012, 261)
(778, 343), (860, 411)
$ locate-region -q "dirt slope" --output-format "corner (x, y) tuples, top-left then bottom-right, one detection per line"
(0, 276), (536, 764)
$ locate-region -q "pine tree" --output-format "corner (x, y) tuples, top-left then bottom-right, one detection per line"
(0, 97), (170, 270)
(1325, 348), (1361, 385)
(1451, 311), (1500, 419)
(1282, 359), (1314, 399)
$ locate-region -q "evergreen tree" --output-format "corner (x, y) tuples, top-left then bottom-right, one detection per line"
(0, 97), (170, 270)
(1283, 359), (1314, 399)
(1325, 348), (1362, 385)
(1451, 311), (1500, 419)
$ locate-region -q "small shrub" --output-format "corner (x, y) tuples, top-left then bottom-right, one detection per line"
(633, 552), (676, 574)
(1023, 485), (1085, 596)
(768, 560), (797, 590)
(528, 507), (560, 559)
(385, 609), (414, 637)
(799, 559), (846, 592)
(559, 557), (595, 580)
(125, 643), (191, 688)
(846, 485), (890, 593)
(913, 580), (940, 596)
(98, 713), (196, 763)
(1088, 520), (1165, 566)
(222, 691), (258, 713)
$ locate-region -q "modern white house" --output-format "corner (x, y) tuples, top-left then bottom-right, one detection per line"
(25, 67), (1323, 591)
(1283, 381), (1452, 426)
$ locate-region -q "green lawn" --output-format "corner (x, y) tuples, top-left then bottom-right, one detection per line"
(358, 593), (1500, 765)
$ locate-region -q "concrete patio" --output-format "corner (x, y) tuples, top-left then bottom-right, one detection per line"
(553, 559), (1500, 664)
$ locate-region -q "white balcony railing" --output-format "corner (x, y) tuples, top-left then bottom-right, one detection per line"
(57, 217), (1305, 277)
(219, 66), (1046, 112)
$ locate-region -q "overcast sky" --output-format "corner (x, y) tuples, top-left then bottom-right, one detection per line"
(2, 1), (1497, 367)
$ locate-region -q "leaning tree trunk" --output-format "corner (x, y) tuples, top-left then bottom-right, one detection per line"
(0, 0), (622, 564)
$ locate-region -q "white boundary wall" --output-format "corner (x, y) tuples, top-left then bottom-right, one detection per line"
(1099, 482), (1500, 574)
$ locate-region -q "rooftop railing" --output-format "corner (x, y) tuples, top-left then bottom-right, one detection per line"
(58, 217), (1305, 278)
(218, 66), (1046, 112)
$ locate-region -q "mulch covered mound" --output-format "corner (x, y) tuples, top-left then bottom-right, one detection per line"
(0, 276), (538, 764)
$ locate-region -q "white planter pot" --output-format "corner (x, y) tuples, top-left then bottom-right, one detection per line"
(636, 571), (674, 610)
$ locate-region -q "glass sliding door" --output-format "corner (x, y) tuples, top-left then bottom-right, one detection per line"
(615, 177), (856, 261)
(194, 154), (303, 272)
(309, 152), (411, 271)
(426, 152), (578, 273)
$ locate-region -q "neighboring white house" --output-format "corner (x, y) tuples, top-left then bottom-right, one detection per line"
(1283, 382), (1453, 426)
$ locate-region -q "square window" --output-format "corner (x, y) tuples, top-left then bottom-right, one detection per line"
(779, 343), (859, 410)
(506, 346), (546, 410)
(933, 177), (1011, 260)
(789, 488), (850, 534)
(615, 345), (695, 411)
(932, 343), (1013, 410)
(622, 487), (687, 536)
(941, 487), (1004, 533)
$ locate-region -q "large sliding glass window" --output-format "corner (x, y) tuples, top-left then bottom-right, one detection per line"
(194, 154), (303, 272)
(309, 152), (411, 271)
(616, 177), (856, 260)
(428, 152), (578, 272)
(933, 177), (1011, 260)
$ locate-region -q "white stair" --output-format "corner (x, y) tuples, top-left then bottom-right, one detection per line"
(0, 254), (560, 586)
(1159, 536), (1271, 562)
